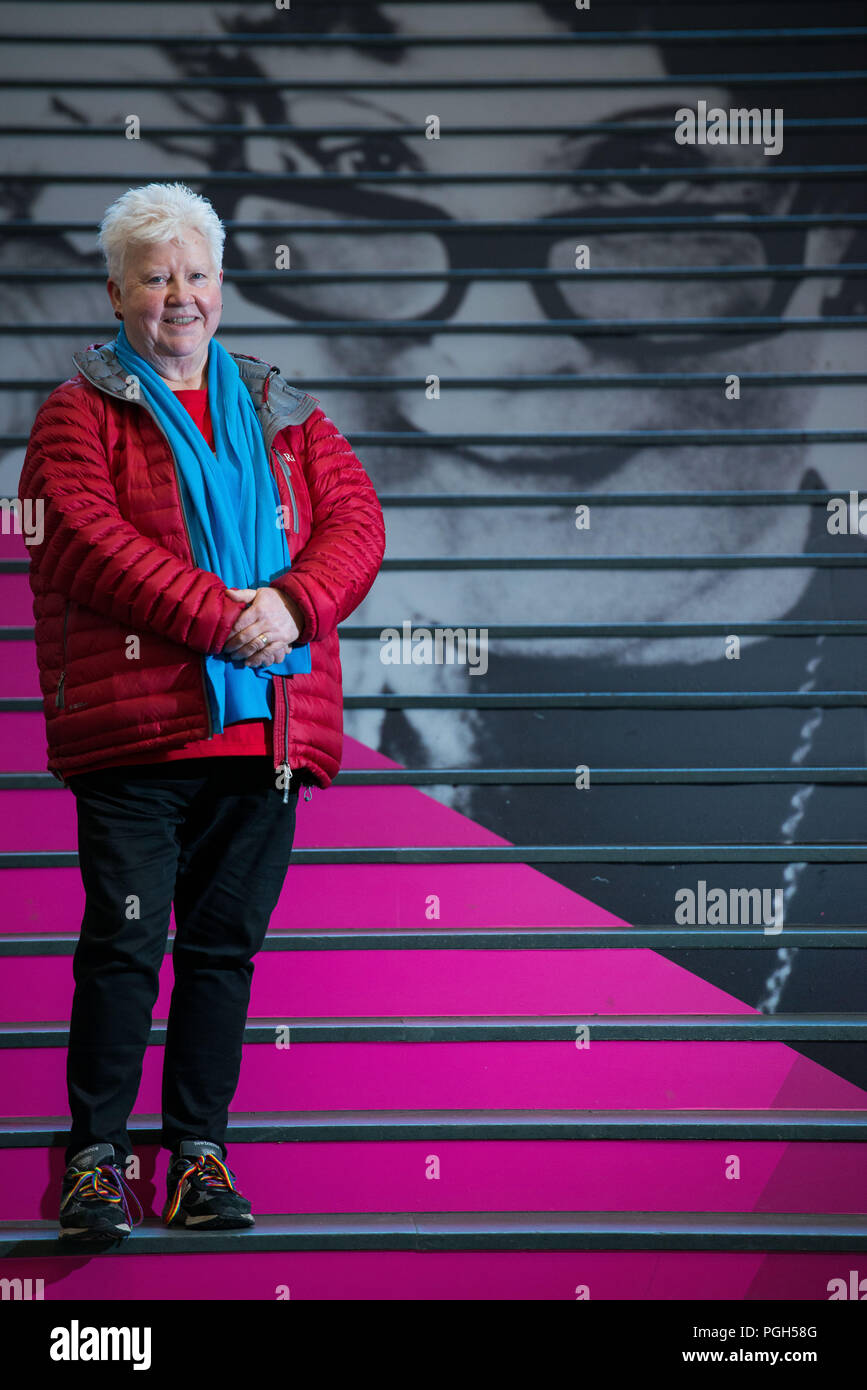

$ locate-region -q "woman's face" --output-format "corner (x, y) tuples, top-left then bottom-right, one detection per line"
(107, 229), (223, 380)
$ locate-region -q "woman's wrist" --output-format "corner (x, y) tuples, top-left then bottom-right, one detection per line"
(273, 588), (306, 642)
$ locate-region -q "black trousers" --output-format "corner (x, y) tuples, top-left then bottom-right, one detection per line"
(64, 756), (299, 1166)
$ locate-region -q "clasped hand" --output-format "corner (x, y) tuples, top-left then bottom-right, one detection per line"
(223, 586), (302, 669)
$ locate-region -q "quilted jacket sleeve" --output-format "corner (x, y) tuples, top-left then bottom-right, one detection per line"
(19, 380), (246, 654)
(269, 407), (386, 643)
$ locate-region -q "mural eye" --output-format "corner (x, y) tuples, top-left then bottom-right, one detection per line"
(575, 136), (708, 203)
(312, 136), (417, 177)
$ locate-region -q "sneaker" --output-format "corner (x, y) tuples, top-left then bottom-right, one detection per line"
(58, 1142), (143, 1244)
(162, 1140), (254, 1230)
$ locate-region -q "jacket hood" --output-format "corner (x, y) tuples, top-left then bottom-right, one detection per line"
(72, 340), (320, 429)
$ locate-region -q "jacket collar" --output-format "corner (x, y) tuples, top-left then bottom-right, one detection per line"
(71, 340), (319, 429)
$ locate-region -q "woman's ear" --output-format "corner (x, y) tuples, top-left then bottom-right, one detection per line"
(107, 278), (123, 315)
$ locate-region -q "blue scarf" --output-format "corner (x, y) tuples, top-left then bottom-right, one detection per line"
(114, 324), (311, 735)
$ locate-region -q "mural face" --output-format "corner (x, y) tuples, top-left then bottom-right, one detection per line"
(3, 3), (865, 1077)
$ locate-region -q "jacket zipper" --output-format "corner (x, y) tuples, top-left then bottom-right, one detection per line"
(275, 475), (293, 803)
(134, 398), (213, 741)
(56, 598), (70, 709)
(281, 675), (292, 803)
(265, 436), (300, 802)
(142, 389), (296, 787)
(277, 682), (311, 804)
(272, 449), (299, 531)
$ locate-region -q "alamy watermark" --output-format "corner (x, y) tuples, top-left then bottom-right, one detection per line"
(1, 497), (44, 546)
(826, 491), (867, 535)
(675, 879), (784, 935)
(380, 621), (488, 676)
(1, 1276), (44, 1300)
(49, 1321), (151, 1370)
(675, 100), (783, 157)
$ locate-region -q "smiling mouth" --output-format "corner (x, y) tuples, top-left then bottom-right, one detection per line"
(163, 316), (199, 326)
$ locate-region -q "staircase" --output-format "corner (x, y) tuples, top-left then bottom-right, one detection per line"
(1, 0), (866, 1301)
(1, 614), (865, 1295)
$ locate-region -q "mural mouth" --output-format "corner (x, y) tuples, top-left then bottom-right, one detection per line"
(389, 408), (634, 485)
(453, 442), (633, 486)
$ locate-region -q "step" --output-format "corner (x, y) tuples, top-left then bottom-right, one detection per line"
(0, 949), (762, 1021)
(4, 1210), (866, 1256)
(7, 786), (867, 864)
(2, 1127), (864, 1221)
(0, 784), (508, 853)
(2, 927), (865, 948)
(1, 1037), (864, 1115)
(2, 1016), (865, 1045)
(0, 1241), (860, 1301)
(7, 1110), (865, 1144)
(0, 860), (620, 935)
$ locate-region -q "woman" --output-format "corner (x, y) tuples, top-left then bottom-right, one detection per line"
(19, 182), (386, 1243)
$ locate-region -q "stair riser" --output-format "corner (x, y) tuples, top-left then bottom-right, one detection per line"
(0, 950), (745, 1019)
(1, 1041), (864, 1112)
(0, 642), (35, 699)
(0, 860), (613, 933)
(0, 579), (37, 629)
(1, 1140), (864, 1221)
(0, 785), (509, 853)
(0, 1250), (860, 1300)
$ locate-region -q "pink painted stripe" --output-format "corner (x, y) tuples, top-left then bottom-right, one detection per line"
(0, 532), (28, 558)
(0, 574), (35, 625)
(1, 1140), (864, 1223)
(1, 1042), (864, 1116)
(0, 950), (758, 1022)
(0, 1250), (856, 1301)
(0, 644), (39, 697)
(0, 862), (629, 935)
(0, 786), (514, 850)
(0, 716), (47, 771)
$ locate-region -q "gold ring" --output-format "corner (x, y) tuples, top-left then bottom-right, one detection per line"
(259, 634), (269, 648)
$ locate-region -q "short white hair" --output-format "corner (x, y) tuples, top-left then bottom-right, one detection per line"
(97, 182), (225, 284)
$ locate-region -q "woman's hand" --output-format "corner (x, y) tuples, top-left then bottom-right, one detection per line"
(223, 586), (303, 668)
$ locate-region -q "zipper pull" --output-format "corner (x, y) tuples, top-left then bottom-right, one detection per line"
(279, 761), (292, 804)
(303, 787), (313, 803)
(56, 672), (65, 710)
(263, 365), (279, 411)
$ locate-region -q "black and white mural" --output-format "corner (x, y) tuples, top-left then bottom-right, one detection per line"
(2, 2), (865, 1084)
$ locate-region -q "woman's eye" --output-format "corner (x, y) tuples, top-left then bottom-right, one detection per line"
(147, 273), (206, 284)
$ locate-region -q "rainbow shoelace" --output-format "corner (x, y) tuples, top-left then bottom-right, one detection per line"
(164, 1152), (239, 1224)
(60, 1163), (144, 1228)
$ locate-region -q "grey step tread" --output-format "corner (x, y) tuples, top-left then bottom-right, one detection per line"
(2, 1015), (866, 1044)
(3, 1109), (865, 1145)
(3, 844), (867, 868)
(2, 768), (867, 787)
(1, 928), (865, 952)
(4, 1211), (866, 1256)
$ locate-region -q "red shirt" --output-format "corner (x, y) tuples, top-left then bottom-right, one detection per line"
(88, 388), (271, 769)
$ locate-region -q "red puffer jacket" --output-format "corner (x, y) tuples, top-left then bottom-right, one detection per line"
(19, 341), (386, 789)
